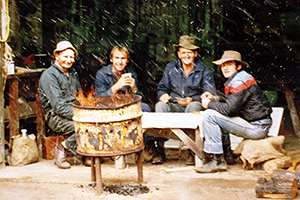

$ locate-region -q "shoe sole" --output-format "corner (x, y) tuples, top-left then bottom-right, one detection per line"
(54, 161), (71, 169)
(195, 166), (227, 173)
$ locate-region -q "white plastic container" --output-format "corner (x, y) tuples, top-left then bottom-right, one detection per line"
(7, 61), (14, 75)
(21, 129), (28, 138)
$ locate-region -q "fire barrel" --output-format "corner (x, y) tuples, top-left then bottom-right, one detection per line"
(72, 94), (144, 156)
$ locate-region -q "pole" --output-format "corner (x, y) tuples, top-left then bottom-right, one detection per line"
(0, 0), (6, 167)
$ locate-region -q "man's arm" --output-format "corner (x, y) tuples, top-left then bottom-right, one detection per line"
(39, 73), (74, 119)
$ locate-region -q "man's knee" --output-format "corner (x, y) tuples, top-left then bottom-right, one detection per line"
(142, 103), (151, 112)
(185, 101), (203, 113)
(155, 101), (170, 112)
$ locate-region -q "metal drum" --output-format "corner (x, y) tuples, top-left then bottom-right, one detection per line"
(72, 94), (144, 156)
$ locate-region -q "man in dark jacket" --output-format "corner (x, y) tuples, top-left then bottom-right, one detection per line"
(38, 41), (81, 169)
(155, 35), (217, 165)
(195, 50), (272, 173)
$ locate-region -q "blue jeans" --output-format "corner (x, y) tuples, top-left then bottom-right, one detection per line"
(155, 101), (204, 113)
(202, 109), (269, 154)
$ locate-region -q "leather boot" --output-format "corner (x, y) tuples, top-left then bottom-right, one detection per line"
(54, 143), (71, 169)
(143, 140), (156, 162)
(151, 140), (166, 164)
(195, 154), (227, 173)
(223, 144), (236, 165)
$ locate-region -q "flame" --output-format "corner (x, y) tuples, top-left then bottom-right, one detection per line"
(111, 90), (133, 107)
(76, 87), (134, 108)
(76, 86), (100, 107)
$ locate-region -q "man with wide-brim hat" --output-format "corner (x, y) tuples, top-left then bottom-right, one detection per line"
(212, 50), (249, 68)
(38, 41), (84, 169)
(155, 35), (217, 165)
(194, 50), (272, 173)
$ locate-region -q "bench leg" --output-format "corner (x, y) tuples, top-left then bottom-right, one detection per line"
(195, 127), (204, 168)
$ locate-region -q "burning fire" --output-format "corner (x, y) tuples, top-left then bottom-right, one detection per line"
(76, 87), (134, 108)
(76, 86), (100, 107)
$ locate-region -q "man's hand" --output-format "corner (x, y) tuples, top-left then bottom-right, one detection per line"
(177, 97), (193, 107)
(160, 93), (172, 103)
(112, 77), (136, 94)
(201, 92), (217, 101)
(201, 95), (213, 109)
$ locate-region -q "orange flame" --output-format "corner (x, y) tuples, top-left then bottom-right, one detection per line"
(76, 86), (100, 107)
(76, 87), (134, 108)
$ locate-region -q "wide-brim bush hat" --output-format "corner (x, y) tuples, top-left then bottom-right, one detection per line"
(173, 35), (200, 52)
(53, 41), (78, 58)
(213, 50), (249, 67)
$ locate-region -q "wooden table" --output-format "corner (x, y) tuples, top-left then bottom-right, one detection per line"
(142, 112), (204, 167)
(6, 68), (46, 155)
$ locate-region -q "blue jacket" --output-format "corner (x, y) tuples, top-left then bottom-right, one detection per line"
(38, 63), (81, 120)
(157, 57), (216, 102)
(94, 64), (139, 96)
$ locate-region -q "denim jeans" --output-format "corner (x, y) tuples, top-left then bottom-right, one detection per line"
(202, 109), (270, 154)
(155, 101), (204, 113)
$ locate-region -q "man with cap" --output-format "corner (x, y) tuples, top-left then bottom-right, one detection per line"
(195, 50), (272, 173)
(155, 35), (217, 165)
(38, 41), (82, 169)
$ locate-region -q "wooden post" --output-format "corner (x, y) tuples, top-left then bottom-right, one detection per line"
(0, 41), (4, 167)
(285, 89), (300, 137)
(8, 78), (19, 138)
(0, 0), (5, 167)
(35, 79), (45, 157)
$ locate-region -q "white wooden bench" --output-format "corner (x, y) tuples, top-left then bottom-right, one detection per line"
(230, 107), (284, 150)
(140, 107), (284, 168)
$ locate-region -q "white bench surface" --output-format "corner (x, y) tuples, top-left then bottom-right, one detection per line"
(142, 112), (202, 129)
(230, 107), (284, 150)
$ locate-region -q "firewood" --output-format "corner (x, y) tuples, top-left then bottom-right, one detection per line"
(263, 156), (292, 174)
(256, 171), (298, 199)
(272, 169), (300, 189)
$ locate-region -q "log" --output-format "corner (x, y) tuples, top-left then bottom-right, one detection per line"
(263, 156), (292, 174)
(272, 169), (300, 189)
(256, 172), (298, 199)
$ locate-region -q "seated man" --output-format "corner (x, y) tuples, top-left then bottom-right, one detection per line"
(94, 45), (160, 163)
(195, 50), (273, 173)
(38, 41), (84, 169)
(155, 35), (216, 165)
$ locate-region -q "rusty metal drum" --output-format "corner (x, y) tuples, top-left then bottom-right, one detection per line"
(72, 94), (144, 156)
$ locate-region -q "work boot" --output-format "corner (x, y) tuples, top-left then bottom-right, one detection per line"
(143, 140), (156, 162)
(223, 144), (236, 165)
(53, 143), (71, 169)
(151, 140), (166, 165)
(185, 150), (195, 165)
(195, 154), (227, 173)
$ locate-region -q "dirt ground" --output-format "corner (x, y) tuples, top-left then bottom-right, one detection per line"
(0, 127), (300, 200)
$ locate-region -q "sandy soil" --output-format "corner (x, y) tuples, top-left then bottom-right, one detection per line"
(0, 127), (300, 200)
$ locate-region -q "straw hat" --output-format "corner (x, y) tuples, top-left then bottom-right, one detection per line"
(213, 50), (249, 67)
(173, 35), (200, 52)
(53, 41), (78, 58)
